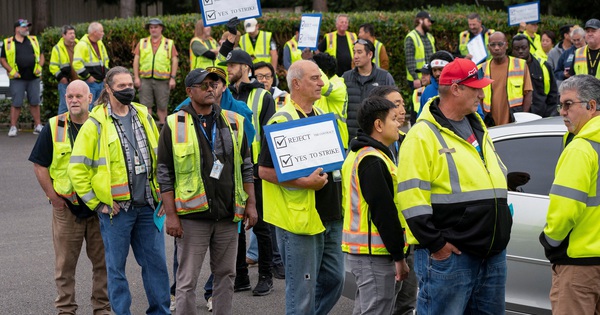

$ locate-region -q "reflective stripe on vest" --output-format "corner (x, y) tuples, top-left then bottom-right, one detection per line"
(537, 57), (550, 95)
(551, 140), (600, 207)
(324, 32), (356, 59)
(241, 31), (272, 63)
(405, 30), (436, 81)
(399, 120), (507, 212)
(285, 37), (303, 65)
(573, 46), (600, 79)
(342, 147), (397, 255)
(139, 37), (172, 80)
(49, 113), (78, 204)
(247, 88), (267, 163)
(4, 36), (42, 78)
(482, 57), (526, 111)
(190, 37), (217, 70)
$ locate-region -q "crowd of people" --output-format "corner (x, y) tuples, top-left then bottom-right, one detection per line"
(7, 8), (600, 315)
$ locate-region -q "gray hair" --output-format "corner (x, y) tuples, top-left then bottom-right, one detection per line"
(336, 14), (349, 23)
(96, 66), (133, 105)
(88, 22), (102, 34)
(286, 61), (307, 90)
(571, 27), (585, 38)
(560, 75), (600, 110)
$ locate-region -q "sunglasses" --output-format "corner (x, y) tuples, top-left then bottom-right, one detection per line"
(452, 70), (483, 85)
(354, 39), (369, 45)
(557, 100), (589, 111)
(190, 82), (219, 91)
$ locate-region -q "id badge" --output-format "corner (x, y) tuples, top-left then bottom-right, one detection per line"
(210, 159), (224, 179)
(134, 153), (141, 166)
(332, 170), (342, 182)
(135, 164), (146, 175)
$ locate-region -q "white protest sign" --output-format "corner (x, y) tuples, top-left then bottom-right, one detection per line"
(467, 34), (488, 65)
(508, 1), (540, 26)
(199, 0), (261, 27)
(298, 14), (322, 49)
(264, 114), (345, 182)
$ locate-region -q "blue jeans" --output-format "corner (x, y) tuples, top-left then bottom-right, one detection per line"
(247, 224), (283, 266)
(57, 82), (68, 115)
(276, 219), (344, 315)
(87, 81), (103, 110)
(98, 205), (170, 315)
(414, 248), (507, 315)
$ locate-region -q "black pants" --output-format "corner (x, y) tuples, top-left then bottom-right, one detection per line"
(236, 178), (273, 278)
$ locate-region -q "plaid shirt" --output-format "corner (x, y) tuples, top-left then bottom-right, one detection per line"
(107, 102), (154, 211)
(405, 29), (435, 80)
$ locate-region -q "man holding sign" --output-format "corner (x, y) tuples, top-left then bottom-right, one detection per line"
(457, 13), (494, 63)
(259, 60), (344, 315)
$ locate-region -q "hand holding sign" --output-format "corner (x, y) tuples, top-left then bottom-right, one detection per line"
(298, 14), (323, 50)
(302, 167), (328, 191)
(227, 17), (240, 34)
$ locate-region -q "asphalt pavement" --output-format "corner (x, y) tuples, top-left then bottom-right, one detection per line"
(0, 131), (354, 314)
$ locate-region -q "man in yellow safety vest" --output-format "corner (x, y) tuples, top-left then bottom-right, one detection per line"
(239, 18), (278, 69)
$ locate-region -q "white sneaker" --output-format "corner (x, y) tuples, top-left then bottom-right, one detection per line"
(206, 296), (213, 312)
(7, 126), (17, 137)
(169, 295), (176, 311)
(33, 124), (43, 135)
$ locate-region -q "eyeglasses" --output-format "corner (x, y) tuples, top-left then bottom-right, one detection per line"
(489, 42), (506, 47)
(190, 82), (219, 91)
(452, 70), (483, 85)
(255, 74), (272, 81)
(557, 100), (589, 111)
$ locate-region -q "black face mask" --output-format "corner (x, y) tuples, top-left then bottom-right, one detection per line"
(111, 88), (135, 105)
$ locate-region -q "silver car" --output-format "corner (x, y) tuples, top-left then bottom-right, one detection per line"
(342, 116), (566, 315)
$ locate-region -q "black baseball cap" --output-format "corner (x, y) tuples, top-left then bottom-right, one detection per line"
(218, 50), (253, 67)
(416, 11), (434, 23)
(185, 69), (220, 88)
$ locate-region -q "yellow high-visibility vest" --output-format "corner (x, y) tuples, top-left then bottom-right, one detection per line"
(3, 35), (42, 78)
(481, 57), (526, 112)
(139, 36), (173, 80)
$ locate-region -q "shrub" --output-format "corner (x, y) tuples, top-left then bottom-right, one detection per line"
(34, 5), (578, 121)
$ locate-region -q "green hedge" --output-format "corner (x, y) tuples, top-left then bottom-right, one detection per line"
(34, 5), (578, 121)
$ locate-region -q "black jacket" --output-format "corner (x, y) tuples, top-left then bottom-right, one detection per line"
(342, 65), (395, 145)
(349, 131), (406, 261)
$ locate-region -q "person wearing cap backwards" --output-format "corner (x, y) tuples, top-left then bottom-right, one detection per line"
(519, 21), (547, 62)
(68, 66), (170, 314)
(398, 58), (512, 314)
(418, 50), (454, 117)
(480, 31), (533, 126)
(457, 13), (495, 64)
(317, 14), (358, 76)
(157, 67), (257, 314)
(1, 18), (45, 137)
(239, 18), (278, 69)
(512, 34), (559, 118)
(133, 18), (179, 128)
(569, 19), (600, 79)
(50, 25), (79, 115)
(343, 38), (395, 145)
(219, 49), (277, 296)
(73, 22), (109, 107)
(404, 11), (436, 90)
(539, 74), (600, 315)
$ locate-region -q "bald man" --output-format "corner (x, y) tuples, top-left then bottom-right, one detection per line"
(479, 31), (532, 126)
(29, 80), (110, 314)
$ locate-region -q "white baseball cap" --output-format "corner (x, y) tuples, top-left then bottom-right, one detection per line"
(245, 18), (258, 33)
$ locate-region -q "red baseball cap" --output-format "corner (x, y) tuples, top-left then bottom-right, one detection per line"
(438, 58), (493, 89)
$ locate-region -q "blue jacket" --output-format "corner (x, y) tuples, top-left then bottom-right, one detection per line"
(174, 88), (256, 146)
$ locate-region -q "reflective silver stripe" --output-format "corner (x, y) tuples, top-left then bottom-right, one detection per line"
(397, 178), (431, 192)
(323, 82), (333, 97)
(544, 233), (563, 247)
(89, 117), (102, 154)
(314, 107), (325, 115)
(81, 190), (97, 204)
(431, 188), (507, 204)
(333, 114), (347, 123)
(550, 184), (588, 204)
(176, 111), (186, 143)
(56, 114), (66, 142)
(256, 31), (269, 58)
(271, 111), (293, 122)
(69, 155), (106, 167)
(111, 185), (129, 196)
(349, 147), (376, 231)
(402, 205), (433, 219)
(175, 194), (208, 210)
(85, 61), (103, 66)
(421, 120), (461, 194)
(344, 233), (385, 247)
(249, 88), (263, 143)
(224, 111), (240, 141)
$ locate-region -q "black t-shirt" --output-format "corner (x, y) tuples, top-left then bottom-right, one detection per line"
(318, 34), (353, 77)
(1, 36), (39, 80)
(258, 109), (342, 222)
(28, 121), (95, 218)
(568, 48), (600, 77)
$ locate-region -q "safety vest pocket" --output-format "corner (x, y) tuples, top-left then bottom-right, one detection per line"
(281, 188), (323, 234)
(507, 77), (524, 106)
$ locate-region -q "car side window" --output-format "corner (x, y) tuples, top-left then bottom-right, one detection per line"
(494, 136), (563, 196)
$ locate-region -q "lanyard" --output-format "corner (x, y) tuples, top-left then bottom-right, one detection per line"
(198, 119), (218, 158)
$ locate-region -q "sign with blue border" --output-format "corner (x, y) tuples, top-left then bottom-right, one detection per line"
(298, 13), (323, 50)
(264, 113), (345, 182)
(199, 0), (262, 27)
(508, 1), (540, 26)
